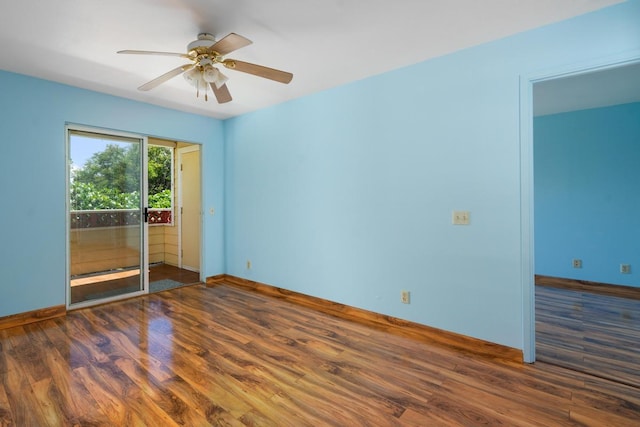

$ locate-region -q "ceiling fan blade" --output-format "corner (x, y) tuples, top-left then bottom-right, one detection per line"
(223, 59), (293, 84)
(210, 83), (232, 104)
(118, 50), (192, 58)
(138, 64), (194, 91)
(209, 33), (252, 56)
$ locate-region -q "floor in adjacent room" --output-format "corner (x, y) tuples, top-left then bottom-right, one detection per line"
(536, 284), (640, 388)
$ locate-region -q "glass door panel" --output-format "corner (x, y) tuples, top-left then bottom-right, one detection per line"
(68, 129), (147, 306)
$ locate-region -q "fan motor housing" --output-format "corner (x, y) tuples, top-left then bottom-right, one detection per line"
(187, 33), (216, 52)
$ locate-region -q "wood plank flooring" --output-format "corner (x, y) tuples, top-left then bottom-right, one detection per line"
(536, 284), (640, 388)
(1, 283), (639, 425)
(70, 263), (201, 304)
(149, 263), (201, 286)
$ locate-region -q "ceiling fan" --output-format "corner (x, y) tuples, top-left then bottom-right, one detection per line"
(118, 33), (293, 104)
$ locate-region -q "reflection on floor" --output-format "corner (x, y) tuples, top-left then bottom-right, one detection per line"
(70, 269), (140, 287)
(70, 263), (201, 304)
(536, 284), (640, 388)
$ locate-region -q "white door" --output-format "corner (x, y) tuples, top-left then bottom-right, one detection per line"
(178, 146), (201, 272)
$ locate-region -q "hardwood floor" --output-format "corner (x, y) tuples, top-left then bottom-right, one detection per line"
(536, 284), (640, 388)
(70, 263), (201, 304)
(149, 263), (201, 285)
(1, 283), (640, 425)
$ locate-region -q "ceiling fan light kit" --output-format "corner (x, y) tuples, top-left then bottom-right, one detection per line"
(183, 65), (228, 101)
(118, 32), (293, 104)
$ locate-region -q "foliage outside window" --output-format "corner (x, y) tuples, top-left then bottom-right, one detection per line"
(70, 144), (172, 211)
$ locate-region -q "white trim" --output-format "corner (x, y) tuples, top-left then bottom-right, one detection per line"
(519, 51), (640, 363)
(68, 291), (148, 311)
(177, 150), (182, 270)
(65, 124), (149, 309)
(519, 75), (535, 363)
(65, 125), (71, 309)
(142, 135), (149, 295)
(177, 144), (202, 273)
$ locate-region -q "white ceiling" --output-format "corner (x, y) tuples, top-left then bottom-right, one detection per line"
(534, 62), (640, 116)
(0, 0), (626, 119)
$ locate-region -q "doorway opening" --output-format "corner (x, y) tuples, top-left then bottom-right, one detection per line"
(67, 129), (202, 308)
(147, 139), (202, 292)
(522, 59), (640, 383)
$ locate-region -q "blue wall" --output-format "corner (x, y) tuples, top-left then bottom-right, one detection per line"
(0, 71), (226, 317)
(535, 102), (640, 287)
(224, 1), (640, 349)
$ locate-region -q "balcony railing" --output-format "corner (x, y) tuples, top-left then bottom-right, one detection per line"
(70, 209), (172, 229)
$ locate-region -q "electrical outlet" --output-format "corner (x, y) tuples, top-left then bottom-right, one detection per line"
(400, 290), (410, 304)
(452, 210), (470, 225)
(572, 259), (582, 268)
(620, 264), (631, 274)
(246, 260), (252, 269)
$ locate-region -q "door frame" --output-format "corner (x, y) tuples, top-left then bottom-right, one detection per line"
(519, 51), (640, 363)
(176, 144), (202, 273)
(65, 124), (149, 310)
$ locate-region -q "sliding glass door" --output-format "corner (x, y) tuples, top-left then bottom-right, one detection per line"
(67, 127), (148, 307)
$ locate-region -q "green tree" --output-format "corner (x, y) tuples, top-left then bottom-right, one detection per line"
(148, 146), (172, 195)
(70, 181), (140, 210)
(71, 144), (172, 210)
(148, 189), (172, 208)
(74, 144), (140, 194)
